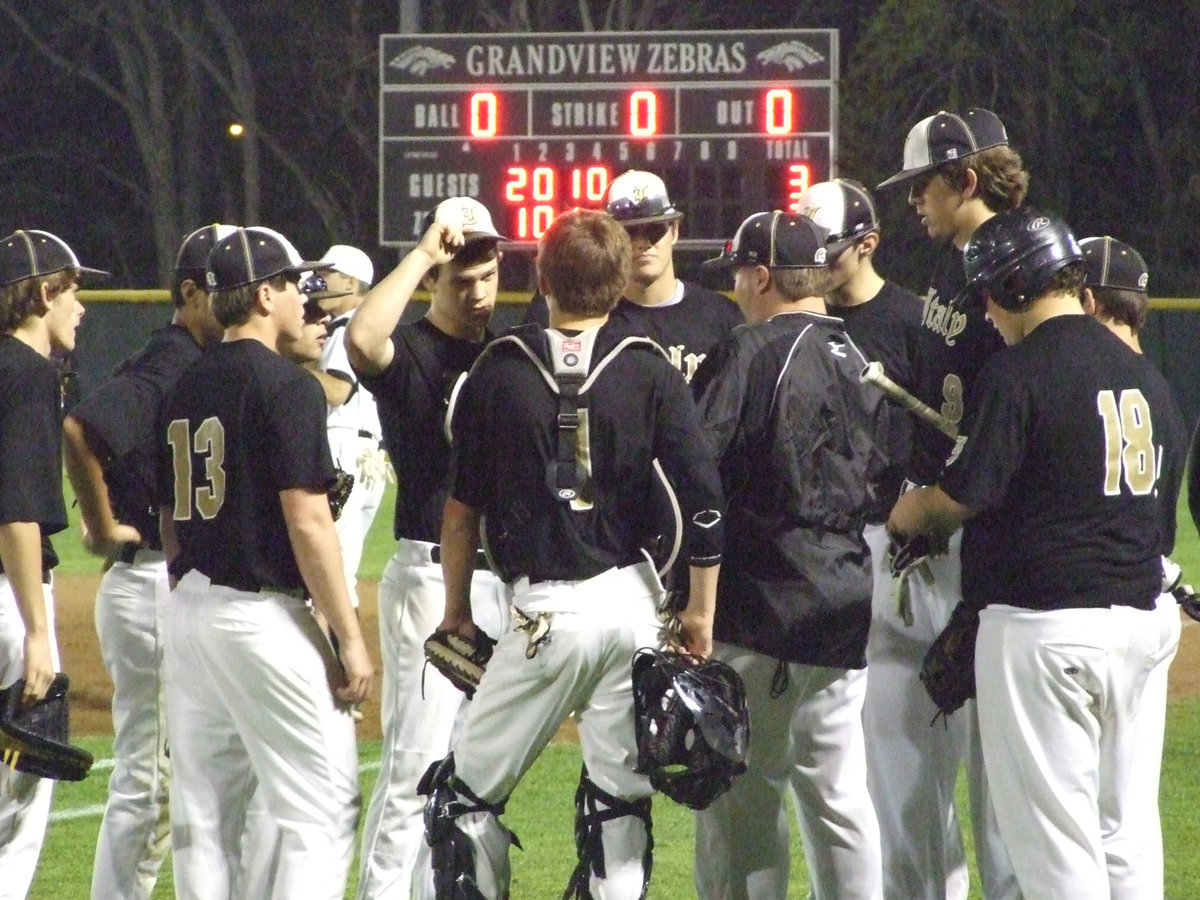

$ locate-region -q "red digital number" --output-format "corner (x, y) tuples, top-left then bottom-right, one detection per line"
(629, 91), (657, 136)
(785, 164), (812, 211)
(570, 166), (610, 202)
(470, 92), (498, 137)
(765, 89), (794, 135)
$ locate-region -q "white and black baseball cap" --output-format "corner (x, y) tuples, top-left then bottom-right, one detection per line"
(703, 211), (829, 270)
(205, 226), (322, 291)
(314, 244), (375, 286)
(1079, 236), (1149, 293)
(605, 170), (683, 226)
(0, 229), (110, 287)
(877, 108), (1009, 189)
(175, 224), (238, 276)
(795, 179), (879, 254)
(424, 197), (507, 244)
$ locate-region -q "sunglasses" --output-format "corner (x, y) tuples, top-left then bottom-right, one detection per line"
(625, 221), (671, 244)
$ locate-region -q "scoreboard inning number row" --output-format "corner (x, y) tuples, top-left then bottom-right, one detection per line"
(379, 30), (838, 249)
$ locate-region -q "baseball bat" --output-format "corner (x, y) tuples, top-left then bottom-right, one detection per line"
(860, 361), (959, 439)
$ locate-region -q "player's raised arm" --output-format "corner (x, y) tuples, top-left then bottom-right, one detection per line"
(345, 222), (464, 376)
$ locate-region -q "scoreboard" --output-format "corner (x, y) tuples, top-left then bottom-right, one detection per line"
(379, 30), (838, 249)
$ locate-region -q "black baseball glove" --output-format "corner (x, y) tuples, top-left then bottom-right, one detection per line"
(327, 467), (355, 522)
(0, 674), (94, 782)
(919, 602), (980, 725)
(423, 629), (496, 699)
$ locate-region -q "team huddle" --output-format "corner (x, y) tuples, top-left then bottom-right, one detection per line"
(0, 105), (1190, 900)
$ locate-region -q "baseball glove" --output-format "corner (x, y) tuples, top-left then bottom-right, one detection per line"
(919, 601), (980, 724)
(0, 674), (94, 782)
(327, 467), (355, 522)
(423, 628), (496, 699)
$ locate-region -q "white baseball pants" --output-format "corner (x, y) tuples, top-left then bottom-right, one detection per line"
(976, 595), (1179, 900)
(90, 553), (172, 900)
(328, 432), (387, 608)
(356, 540), (506, 900)
(862, 525), (1019, 900)
(694, 644), (881, 900)
(163, 571), (360, 900)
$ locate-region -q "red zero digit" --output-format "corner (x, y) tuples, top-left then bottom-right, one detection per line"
(470, 92), (497, 137)
(630, 91), (657, 136)
(532, 167), (554, 201)
(765, 89), (793, 135)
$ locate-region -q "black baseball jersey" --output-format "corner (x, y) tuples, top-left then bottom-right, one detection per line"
(357, 317), (488, 543)
(941, 315), (1187, 613)
(450, 320), (724, 583)
(692, 311), (887, 668)
(0, 336), (68, 573)
(524, 281), (744, 382)
(159, 339), (335, 591)
(70, 324), (203, 547)
(908, 242), (1006, 483)
(834, 280), (925, 517)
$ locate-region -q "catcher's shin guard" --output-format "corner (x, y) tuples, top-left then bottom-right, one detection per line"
(419, 755), (519, 900)
(563, 765), (653, 900)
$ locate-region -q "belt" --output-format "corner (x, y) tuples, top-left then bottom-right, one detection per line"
(428, 544), (490, 571)
(116, 543), (165, 565)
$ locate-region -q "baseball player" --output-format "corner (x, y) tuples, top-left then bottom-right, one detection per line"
(871, 108), (1026, 900)
(888, 208), (1187, 899)
(525, 169), (743, 382)
(345, 198), (509, 899)
(62, 223), (233, 900)
(309, 245), (387, 607)
(690, 211), (885, 900)
(0, 229), (103, 899)
(420, 208), (724, 899)
(158, 226), (373, 900)
(1079, 236), (1151, 354)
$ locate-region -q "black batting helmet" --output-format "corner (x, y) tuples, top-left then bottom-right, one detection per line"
(960, 207), (1083, 311)
(631, 648), (749, 810)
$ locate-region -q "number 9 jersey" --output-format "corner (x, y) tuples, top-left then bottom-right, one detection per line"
(939, 314), (1187, 613)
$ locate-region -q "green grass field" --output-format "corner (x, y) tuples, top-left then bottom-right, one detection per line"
(31, 483), (1200, 897)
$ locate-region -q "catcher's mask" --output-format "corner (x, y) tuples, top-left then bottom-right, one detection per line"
(631, 648), (749, 810)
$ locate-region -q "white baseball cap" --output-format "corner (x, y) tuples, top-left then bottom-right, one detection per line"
(315, 244), (374, 286)
(427, 197), (507, 243)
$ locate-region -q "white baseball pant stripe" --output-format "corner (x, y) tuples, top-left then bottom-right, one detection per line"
(164, 571), (360, 900)
(446, 562), (664, 900)
(0, 575), (59, 900)
(976, 596), (1179, 900)
(695, 644), (881, 900)
(356, 540), (506, 900)
(90, 553), (172, 900)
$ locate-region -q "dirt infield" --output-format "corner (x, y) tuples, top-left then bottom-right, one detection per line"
(53, 572), (1200, 741)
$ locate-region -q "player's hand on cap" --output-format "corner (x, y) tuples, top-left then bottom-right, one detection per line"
(332, 635), (374, 706)
(21, 633), (55, 704)
(415, 222), (465, 268)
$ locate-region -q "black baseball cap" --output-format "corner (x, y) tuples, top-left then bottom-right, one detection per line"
(1079, 236), (1149, 292)
(703, 211), (830, 271)
(877, 108), (1008, 189)
(795, 179), (879, 254)
(205, 226), (322, 291)
(605, 170), (683, 226)
(175, 224), (238, 275)
(0, 229), (110, 287)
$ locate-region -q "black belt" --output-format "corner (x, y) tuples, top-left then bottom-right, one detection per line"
(116, 543), (165, 565)
(429, 545), (490, 570)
